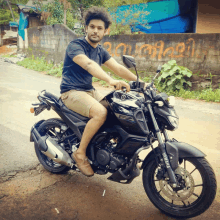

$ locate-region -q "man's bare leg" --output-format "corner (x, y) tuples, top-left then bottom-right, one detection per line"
(72, 102), (107, 176)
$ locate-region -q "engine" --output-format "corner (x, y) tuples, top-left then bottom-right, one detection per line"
(95, 140), (126, 171)
(96, 149), (125, 170)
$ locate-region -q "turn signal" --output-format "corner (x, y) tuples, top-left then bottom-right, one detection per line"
(30, 107), (35, 113)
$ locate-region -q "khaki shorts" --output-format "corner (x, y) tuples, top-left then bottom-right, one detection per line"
(60, 89), (104, 118)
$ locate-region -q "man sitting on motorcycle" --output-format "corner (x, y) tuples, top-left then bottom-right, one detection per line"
(60, 6), (141, 177)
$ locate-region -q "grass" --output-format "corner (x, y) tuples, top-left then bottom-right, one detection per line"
(16, 57), (220, 103)
(165, 87), (220, 102)
(17, 56), (63, 77)
(2, 54), (17, 58)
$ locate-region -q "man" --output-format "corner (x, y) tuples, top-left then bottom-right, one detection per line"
(60, 6), (141, 177)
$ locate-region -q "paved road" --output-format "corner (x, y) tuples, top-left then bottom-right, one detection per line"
(0, 59), (220, 219)
(0, 59), (220, 176)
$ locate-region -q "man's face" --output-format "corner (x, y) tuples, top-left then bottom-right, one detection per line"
(85, 19), (107, 43)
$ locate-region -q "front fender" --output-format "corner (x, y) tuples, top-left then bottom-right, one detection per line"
(141, 141), (206, 170)
(170, 141), (206, 158)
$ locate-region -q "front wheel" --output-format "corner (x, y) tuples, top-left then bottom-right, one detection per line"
(143, 157), (217, 218)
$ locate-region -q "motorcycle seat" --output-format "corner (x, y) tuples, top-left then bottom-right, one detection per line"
(43, 91), (60, 103)
(43, 90), (90, 122)
(59, 99), (90, 122)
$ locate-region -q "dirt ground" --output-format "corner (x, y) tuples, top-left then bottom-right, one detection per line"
(0, 163), (219, 220)
(0, 45), (17, 55)
(0, 165), (160, 220)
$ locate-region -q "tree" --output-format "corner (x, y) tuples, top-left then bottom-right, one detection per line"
(0, 0), (29, 25)
(5, 0), (15, 21)
(59, 0), (71, 25)
(35, 0), (104, 34)
(68, 0), (103, 20)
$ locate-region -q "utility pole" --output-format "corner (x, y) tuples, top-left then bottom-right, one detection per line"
(6, 0), (15, 22)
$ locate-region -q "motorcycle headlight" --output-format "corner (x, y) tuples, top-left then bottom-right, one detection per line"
(167, 96), (175, 107)
(167, 116), (179, 130)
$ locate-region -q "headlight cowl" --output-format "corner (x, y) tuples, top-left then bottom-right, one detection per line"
(167, 116), (179, 130)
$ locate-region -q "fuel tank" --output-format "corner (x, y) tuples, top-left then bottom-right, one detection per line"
(101, 91), (149, 136)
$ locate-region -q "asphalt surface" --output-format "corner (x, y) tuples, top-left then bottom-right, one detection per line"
(0, 59), (220, 219)
(0, 59), (220, 176)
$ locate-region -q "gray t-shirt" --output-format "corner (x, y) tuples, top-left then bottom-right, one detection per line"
(60, 37), (111, 94)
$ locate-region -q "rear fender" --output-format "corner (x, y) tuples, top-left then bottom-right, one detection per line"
(30, 120), (45, 142)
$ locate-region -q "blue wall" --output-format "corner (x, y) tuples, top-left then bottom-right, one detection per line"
(113, 0), (198, 33)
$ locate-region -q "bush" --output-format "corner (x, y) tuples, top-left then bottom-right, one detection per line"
(158, 60), (192, 91)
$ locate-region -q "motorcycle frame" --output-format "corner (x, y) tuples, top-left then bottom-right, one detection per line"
(34, 89), (206, 186)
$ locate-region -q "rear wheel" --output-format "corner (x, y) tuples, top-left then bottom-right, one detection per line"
(143, 157), (217, 218)
(35, 118), (78, 173)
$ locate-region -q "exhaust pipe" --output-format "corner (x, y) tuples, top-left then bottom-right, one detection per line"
(31, 127), (74, 167)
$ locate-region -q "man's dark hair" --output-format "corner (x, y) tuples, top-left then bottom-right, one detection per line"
(83, 6), (112, 29)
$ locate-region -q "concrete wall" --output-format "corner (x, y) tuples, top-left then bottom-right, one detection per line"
(27, 24), (77, 64)
(27, 24), (220, 89)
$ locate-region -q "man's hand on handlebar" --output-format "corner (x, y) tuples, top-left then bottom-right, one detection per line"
(110, 79), (130, 92)
(145, 82), (156, 89)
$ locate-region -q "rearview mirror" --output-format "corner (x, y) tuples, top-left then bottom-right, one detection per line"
(123, 55), (136, 69)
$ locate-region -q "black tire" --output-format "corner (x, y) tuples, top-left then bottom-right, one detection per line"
(35, 118), (71, 174)
(143, 157), (217, 218)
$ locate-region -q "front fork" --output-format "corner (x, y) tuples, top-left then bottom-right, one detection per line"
(147, 103), (177, 185)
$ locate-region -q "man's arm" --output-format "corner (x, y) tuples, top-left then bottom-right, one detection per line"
(104, 57), (152, 86)
(104, 57), (138, 81)
(73, 54), (130, 91)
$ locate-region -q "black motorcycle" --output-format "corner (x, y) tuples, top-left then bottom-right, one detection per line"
(30, 55), (216, 219)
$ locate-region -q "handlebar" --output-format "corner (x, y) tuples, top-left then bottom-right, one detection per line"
(113, 64), (162, 95)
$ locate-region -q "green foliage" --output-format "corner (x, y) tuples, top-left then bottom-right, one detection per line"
(67, 0), (104, 34)
(31, 0), (157, 34)
(1, 54), (17, 58)
(66, 9), (77, 30)
(17, 55), (63, 77)
(17, 56), (54, 72)
(17, 55), (220, 102)
(0, 9), (19, 25)
(158, 60), (192, 91)
(0, 9), (14, 25)
(68, 0), (103, 18)
(156, 87), (220, 103)
(33, 0), (101, 32)
(0, 0), (28, 24)
(44, 0), (64, 25)
(47, 62), (63, 77)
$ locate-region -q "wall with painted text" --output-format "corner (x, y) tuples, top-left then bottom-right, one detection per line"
(27, 24), (220, 89)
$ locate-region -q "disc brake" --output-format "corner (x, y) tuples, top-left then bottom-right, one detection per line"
(159, 167), (195, 201)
